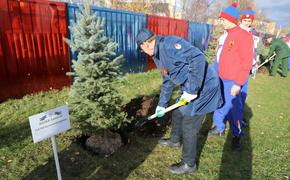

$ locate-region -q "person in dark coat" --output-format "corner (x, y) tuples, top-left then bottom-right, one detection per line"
(265, 36), (290, 77)
(135, 28), (223, 174)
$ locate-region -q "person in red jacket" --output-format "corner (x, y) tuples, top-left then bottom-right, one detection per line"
(284, 33), (290, 70)
(208, 3), (254, 151)
(239, 6), (257, 126)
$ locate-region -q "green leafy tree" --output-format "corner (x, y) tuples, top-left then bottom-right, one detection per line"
(65, 2), (129, 135)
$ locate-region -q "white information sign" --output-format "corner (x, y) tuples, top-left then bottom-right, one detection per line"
(29, 105), (70, 143)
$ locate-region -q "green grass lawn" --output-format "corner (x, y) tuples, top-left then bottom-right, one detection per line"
(0, 70), (289, 180)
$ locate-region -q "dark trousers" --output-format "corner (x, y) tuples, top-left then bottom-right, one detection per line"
(170, 109), (205, 167)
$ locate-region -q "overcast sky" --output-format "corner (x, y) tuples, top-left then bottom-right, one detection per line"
(254, 0), (290, 27)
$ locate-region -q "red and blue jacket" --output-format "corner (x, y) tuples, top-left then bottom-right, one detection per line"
(218, 26), (254, 86)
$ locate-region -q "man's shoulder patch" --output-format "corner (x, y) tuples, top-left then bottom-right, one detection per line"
(174, 43), (182, 50)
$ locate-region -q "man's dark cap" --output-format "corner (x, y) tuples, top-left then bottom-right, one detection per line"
(136, 28), (154, 49)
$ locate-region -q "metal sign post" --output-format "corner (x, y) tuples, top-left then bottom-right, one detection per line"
(51, 136), (62, 180)
(29, 105), (70, 180)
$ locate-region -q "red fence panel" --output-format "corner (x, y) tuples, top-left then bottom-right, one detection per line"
(147, 15), (189, 70)
(0, 0), (71, 101)
(0, 0), (17, 80)
(0, 34), (5, 80)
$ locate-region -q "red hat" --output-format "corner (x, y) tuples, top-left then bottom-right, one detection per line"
(220, 3), (240, 24)
(285, 32), (290, 40)
(241, 6), (255, 21)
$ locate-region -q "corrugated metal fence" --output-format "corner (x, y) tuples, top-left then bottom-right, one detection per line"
(188, 22), (212, 52)
(147, 14), (189, 69)
(0, 0), (212, 101)
(67, 4), (148, 72)
(0, 0), (71, 101)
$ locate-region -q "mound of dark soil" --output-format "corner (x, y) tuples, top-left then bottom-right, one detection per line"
(257, 66), (269, 74)
(85, 132), (123, 155)
(123, 95), (171, 137)
(78, 96), (171, 155)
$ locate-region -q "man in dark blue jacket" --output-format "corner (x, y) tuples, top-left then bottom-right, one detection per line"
(136, 28), (223, 174)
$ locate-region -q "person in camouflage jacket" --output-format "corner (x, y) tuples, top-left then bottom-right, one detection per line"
(265, 36), (290, 77)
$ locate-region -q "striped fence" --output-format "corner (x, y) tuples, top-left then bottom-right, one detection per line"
(0, 0), (212, 101)
(0, 0), (71, 101)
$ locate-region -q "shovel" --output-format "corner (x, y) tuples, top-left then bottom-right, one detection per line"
(257, 53), (276, 69)
(135, 98), (188, 128)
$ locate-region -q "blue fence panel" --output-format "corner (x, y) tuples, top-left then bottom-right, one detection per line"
(67, 4), (147, 72)
(188, 22), (212, 52)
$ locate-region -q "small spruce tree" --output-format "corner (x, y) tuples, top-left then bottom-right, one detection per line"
(65, 2), (129, 135)
(205, 25), (224, 64)
(256, 39), (269, 62)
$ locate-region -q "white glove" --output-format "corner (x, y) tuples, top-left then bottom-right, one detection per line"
(180, 91), (197, 102)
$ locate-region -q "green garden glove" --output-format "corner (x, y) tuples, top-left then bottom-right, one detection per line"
(155, 106), (165, 118)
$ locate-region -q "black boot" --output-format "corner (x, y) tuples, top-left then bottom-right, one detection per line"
(158, 139), (180, 148)
(169, 162), (197, 174)
(232, 136), (242, 151)
(242, 118), (249, 128)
